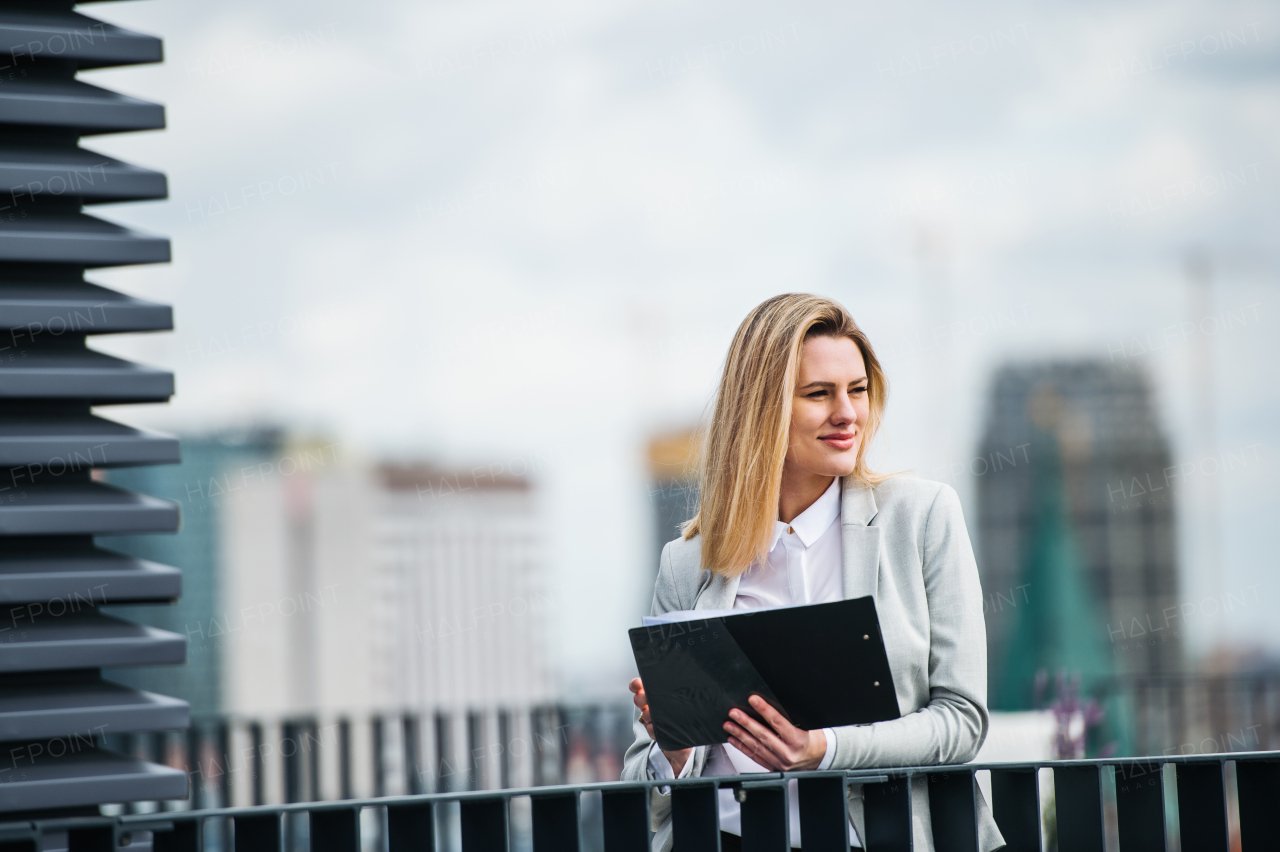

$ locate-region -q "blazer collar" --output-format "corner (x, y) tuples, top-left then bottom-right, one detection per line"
(840, 475), (878, 527)
(696, 477), (881, 610)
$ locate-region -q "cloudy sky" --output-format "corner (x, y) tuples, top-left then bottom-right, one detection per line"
(81, 0), (1278, 691)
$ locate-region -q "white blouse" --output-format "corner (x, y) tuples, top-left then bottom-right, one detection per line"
(647, 478), (858, 846)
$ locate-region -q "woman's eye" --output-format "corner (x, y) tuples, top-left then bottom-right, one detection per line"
(806, 390), (827, 398)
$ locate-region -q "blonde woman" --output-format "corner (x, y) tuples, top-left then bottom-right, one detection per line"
(622, 294), (1003, 851)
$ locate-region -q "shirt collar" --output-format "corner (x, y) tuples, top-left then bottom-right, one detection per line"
(772, 477), (842, 549)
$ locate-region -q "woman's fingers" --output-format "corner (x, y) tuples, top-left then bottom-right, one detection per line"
(727, 732), (782, 771)
(728, 707), (793, 756)
(748, 696), (798, 740)
(724, 700), (819, 772)
(629, 678), (658, 739)
(725, 721), (789, 769)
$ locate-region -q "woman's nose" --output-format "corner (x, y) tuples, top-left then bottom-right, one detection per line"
(833, 393), (857, 424)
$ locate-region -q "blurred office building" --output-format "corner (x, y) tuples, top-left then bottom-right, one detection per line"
(646, 429), (698, 578)
(216, 458), (554, 713)
(976, 361), (1181, 705)
(222, 454), (557, 798)
(105, 436), (559, 802)
(370, 464), (551, 714)
(975, 361), (1184, 755)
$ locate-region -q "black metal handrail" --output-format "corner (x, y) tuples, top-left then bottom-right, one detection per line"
(3, 750), (1278, 852)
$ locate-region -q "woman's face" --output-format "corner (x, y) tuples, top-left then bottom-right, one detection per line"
(785, 335), (869, 478)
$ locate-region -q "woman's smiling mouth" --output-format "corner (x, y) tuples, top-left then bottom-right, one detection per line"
(819, 431), (857, 450)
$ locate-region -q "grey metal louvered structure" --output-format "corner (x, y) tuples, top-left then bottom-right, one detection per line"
(0, 1), (187, 814)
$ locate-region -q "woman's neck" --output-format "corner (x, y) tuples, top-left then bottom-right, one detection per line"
(778, 465), (835, 524)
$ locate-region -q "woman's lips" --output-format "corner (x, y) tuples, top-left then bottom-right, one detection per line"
(820, 432), (857, 450)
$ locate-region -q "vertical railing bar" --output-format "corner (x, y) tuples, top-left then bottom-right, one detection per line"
(1115, 758), (1165, 852)
(68, 824), (115, 852)
(1175, 760), (1229, 852)
(1053, 765), (1104, 852)
(1235, 757), (1280, 849)
(233, 813), (281, 852)
(797, 774), (847, 852)
(600, 787), (649, 852)
(531, 791), (580, 852)
(738, 780), (787, 852)
(459, 796), (509, 852)
(861, 770), (912, 852)
(388, 801), (436, 852)
(926, 769), (977, 852)
(1219, 757), (1231, 852)
(152, 818), (201, 852)
(989, 767), (1039, 852)
(671, 782), (721, 852)
(309, 809), (359, 852)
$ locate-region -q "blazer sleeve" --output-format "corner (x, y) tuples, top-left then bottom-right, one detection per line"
(620, 539), (711, 830)
(827, 483), (990, 769)
(620, 540), (674, 783)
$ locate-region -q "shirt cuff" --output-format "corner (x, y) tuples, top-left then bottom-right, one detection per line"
(817, 728), (837, 771)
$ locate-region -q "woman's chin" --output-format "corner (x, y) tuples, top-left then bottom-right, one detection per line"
(807, 458), (858, 479)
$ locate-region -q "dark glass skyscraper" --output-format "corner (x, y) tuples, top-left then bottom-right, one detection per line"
(976, 360), (1182, 713)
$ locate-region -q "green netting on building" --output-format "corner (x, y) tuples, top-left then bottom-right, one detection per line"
(993, 430), (1132, 755)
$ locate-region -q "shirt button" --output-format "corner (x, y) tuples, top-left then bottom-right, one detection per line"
(788, 526), (794, 534)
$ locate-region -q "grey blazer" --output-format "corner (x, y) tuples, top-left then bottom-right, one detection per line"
(621, 475), (1005, 852)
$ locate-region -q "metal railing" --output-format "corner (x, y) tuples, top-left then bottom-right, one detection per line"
(4, 750), (1279, 852)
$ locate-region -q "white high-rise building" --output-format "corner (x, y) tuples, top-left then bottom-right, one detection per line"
(217, 448), (556, 800)
(371, 463), (553, 711)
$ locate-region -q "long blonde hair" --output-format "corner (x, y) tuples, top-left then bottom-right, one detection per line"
(682, 294), (889, 577)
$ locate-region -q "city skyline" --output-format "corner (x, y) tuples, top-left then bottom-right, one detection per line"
(76, 0), (1279, 688)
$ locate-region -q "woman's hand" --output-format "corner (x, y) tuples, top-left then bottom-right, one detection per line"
(723, 695), (826, 772)
(630, 678), (692, 776)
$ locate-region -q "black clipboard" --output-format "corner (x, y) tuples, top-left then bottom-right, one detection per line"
(629, 597), (900, 751)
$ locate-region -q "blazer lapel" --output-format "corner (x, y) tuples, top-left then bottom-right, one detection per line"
(841, 477), (882, 601)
